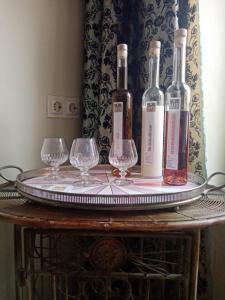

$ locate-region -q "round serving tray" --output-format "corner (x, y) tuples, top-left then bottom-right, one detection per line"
(15, 165), (207, 211)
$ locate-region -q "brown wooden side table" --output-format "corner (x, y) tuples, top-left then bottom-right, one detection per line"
(0, 192), (225, 300)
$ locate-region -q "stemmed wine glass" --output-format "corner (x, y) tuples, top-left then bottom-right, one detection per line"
(69, 138), (100, 186)
(109, 139), (138, 186)
(41, 138), (69, 181)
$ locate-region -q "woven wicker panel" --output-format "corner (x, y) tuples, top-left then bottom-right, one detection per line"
(177, 192), (225, 219)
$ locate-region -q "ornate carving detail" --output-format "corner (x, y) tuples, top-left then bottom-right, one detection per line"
(89, 237), (127, 271)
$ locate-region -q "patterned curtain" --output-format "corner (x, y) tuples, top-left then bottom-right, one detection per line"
(82, 0), (209, 298)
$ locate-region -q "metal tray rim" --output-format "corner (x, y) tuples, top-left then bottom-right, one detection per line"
(16, 166), (207, 210)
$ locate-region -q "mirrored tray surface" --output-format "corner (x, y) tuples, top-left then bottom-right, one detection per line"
(16, 165), (206, 211)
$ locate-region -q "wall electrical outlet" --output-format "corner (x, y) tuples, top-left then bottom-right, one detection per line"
(47, 96), (63, 117)
(65, 100), (79, 118)
(47, 96), (79, 118)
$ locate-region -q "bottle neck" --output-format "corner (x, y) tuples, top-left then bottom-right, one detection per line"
(148, 55), (160, 88)
(117, 57), (127, 89)
(173, 43), (186, 84)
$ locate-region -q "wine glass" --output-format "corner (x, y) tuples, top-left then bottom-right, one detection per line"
(69, 138), (100, 186)
(41, 138), (69, 181)
(109, 139), (138, 186)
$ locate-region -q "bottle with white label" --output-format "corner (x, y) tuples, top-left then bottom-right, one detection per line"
(163, 28), (191, 185)
(112, 44), (133, 176)
(141, 41), (164, 178)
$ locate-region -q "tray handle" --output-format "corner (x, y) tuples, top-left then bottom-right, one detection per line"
(202, 172), (225, 198)
(0, 165), (23, 184)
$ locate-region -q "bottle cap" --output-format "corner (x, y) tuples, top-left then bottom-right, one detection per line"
(117, 44), (128, 58)
(174, 28), (187, 46)
(149, 41), (161, 56)
(149, 41), (161, 49)
(175, 28), (187, 38)
(117, 44), (127, 51)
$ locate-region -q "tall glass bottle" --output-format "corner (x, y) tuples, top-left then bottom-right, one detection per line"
(163, 29), (191, 185)
(141, 41), (164, 178)
(112, 44), (133, 176)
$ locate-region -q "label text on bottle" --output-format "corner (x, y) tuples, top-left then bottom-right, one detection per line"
(113, 102), (123, 156)
(166, 97), (181, 170)
(143, 102), (164, 168)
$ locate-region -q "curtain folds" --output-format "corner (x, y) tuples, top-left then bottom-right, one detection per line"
(82, 0), (209, 298)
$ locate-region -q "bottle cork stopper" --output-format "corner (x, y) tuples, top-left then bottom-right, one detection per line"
(117, 44), (127, 51)
(175, 28), (187, 37)
(117, 44), (128, 58)
(149, 41), (161, 49)
(174, 28), (187, 46)
(149, 40), (161, 56)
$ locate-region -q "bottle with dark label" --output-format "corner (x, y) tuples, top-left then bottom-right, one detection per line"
(163, 28), (191, 185)
(141, 41), (164, 178)
(112, 44), (133, 176)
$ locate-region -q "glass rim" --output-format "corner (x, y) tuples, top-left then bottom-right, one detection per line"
(43, 137), (65, 140)
(72, 138), (96, 142)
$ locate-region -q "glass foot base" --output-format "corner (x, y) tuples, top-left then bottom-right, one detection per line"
(112, 178), (133, 186)
(43, 174), (65, 183)
(73, 176), (102, 187)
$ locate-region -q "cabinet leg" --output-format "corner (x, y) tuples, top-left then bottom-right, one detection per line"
(14, 225), (23, 300)
(189, 229), (201, 300)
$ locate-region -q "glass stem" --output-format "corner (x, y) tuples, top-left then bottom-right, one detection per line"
(119, 169), (126, 180)
(81, 169), (89, 184)
(51, 166), (59, 177)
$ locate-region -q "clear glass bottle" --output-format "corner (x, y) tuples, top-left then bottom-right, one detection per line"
(163, 28), (191, 185)
(141, 41), (164, 178)
(112, 44), (133, 176)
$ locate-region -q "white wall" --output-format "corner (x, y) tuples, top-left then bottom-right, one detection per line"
(199, 1), (225, 299)
(0, 0), (84, 170)
(0, 0), (84, 299)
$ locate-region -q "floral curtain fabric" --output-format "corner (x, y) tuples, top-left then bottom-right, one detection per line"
(82, 0), (209, 298)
